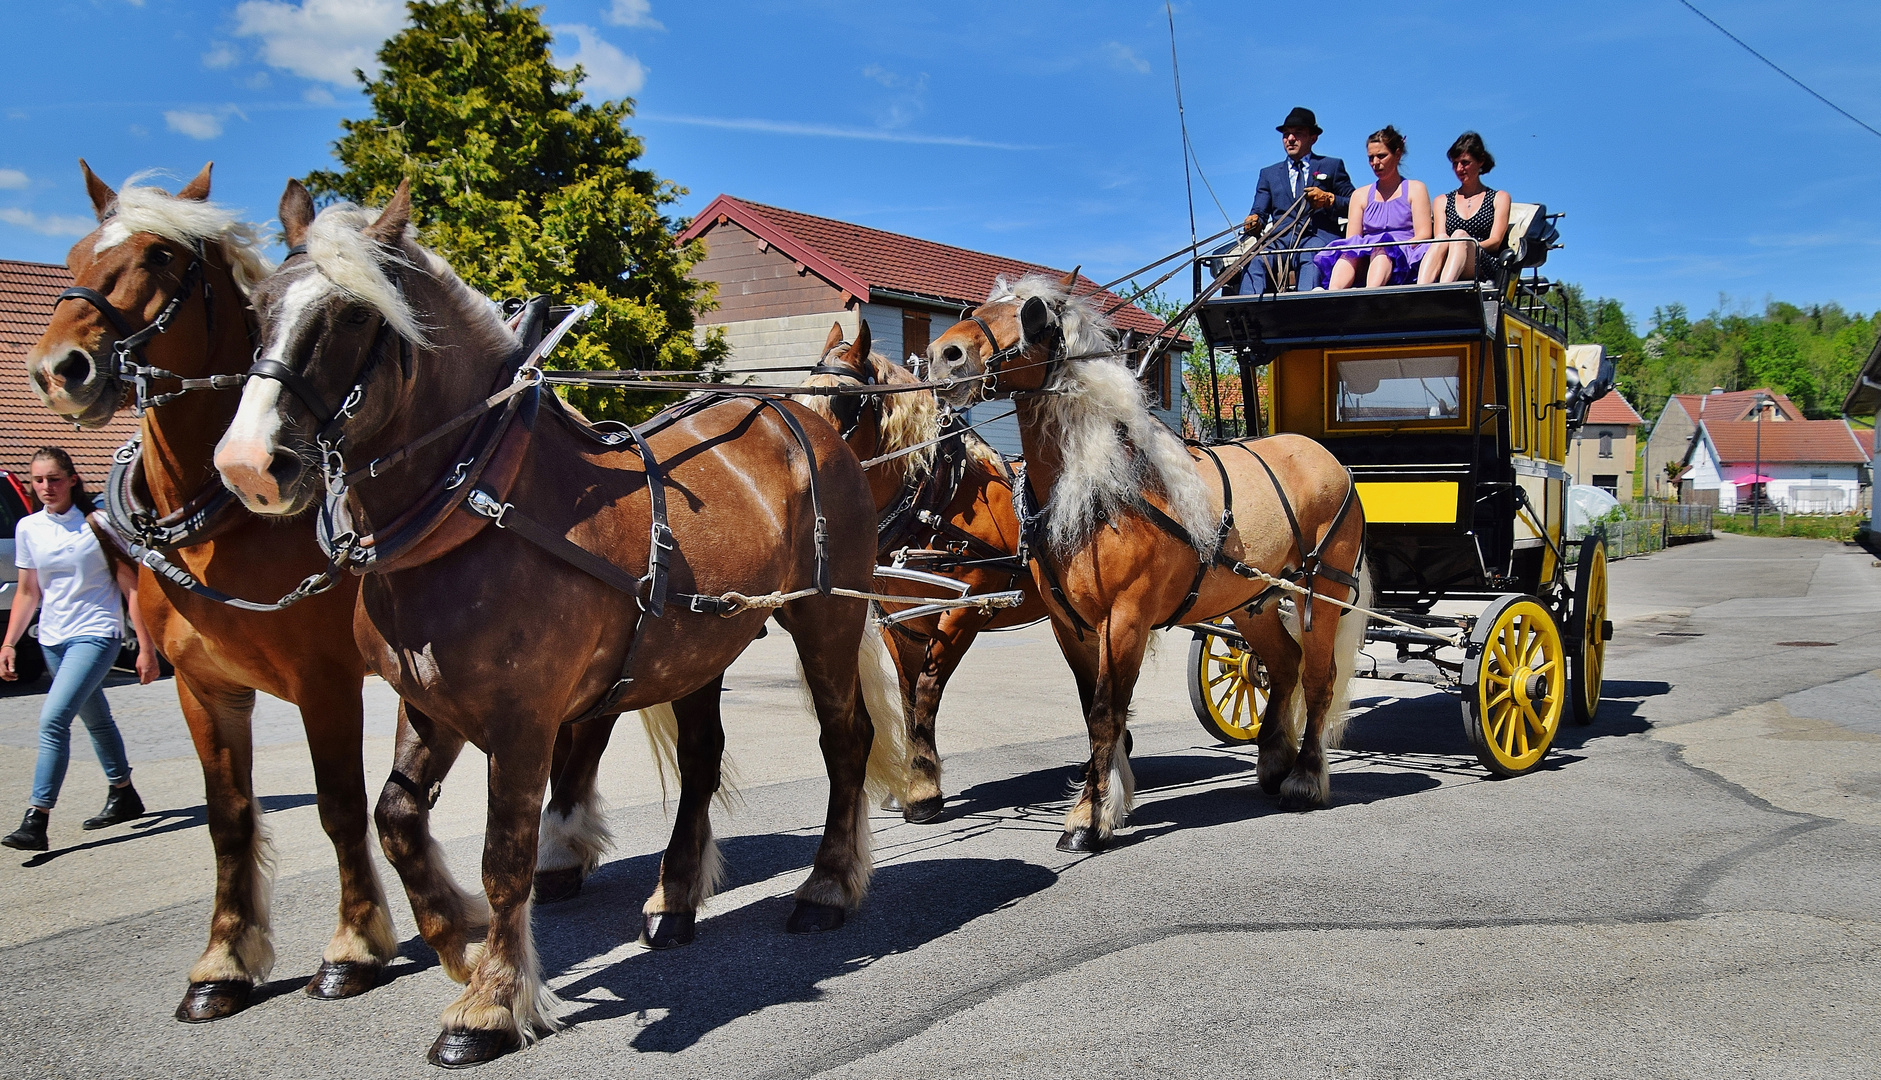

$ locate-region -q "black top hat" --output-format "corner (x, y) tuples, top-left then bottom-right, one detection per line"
(1276, 107), (1322, 135)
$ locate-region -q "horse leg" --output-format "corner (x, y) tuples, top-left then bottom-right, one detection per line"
(777, 598), (873, 933)
(534, 716), (618, 904)
(1050, 615), (1143, 853)
(639, 679), (726, 949)
(374, 702), (486, 984)
(298, 682), (398, 1000)
(880, 624), (943, 821)
(430, 727), (561, 1067)
(1281, 578), (1371, 810)
(173, 674), (270, 1023)
(1232, 609), (1305, 796)
(897, 615), (984, 824)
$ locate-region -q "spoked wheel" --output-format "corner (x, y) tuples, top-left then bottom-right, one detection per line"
(1568, 535), (1610, 725)
(1461, 594), (1565, 777)
(1188, 623), (1269, 744)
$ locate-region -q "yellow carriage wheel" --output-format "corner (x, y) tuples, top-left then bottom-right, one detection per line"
(1187, 624), (1270, 744)
(1461, 595), (1565, 777)
(1569, 535), (1609, 725)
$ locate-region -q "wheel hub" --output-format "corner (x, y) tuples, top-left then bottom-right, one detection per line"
(1522, 671), (1548, 704)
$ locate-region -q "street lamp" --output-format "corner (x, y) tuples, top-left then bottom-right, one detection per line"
(1752, 392), (1770, 529)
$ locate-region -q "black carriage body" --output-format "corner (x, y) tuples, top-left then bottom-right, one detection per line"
(1196, 280), (1573, 610)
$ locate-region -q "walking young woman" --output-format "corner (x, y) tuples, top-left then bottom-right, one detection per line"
(2, 447), (158, 852)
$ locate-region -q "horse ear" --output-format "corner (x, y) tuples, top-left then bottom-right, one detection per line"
(1058, 266), (1080, 290)
(177, 162), (213, 202)
(822, 321), (846, 355)
(363, 178), (412, 246)
(1020, 296), (1054, 344)
(844, 319), (871, 366)
(79, 159), (115, 222)
(279, 179), (315, 249)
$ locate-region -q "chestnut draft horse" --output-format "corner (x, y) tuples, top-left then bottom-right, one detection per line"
(21, 165), (400, 1020)
(215, 181), (898, 1066)
(802, 321), (1052, 822)
(926, 273), (1371, 852)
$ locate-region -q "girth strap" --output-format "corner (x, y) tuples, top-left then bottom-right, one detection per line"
(1014, 470), (1095, 638)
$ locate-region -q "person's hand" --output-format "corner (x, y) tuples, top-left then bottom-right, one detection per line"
(0, 645), (15, 681)
(1242, 213), (1261, 235)
(1304, 186), (1335, 210)
(135, 645), (159, 685)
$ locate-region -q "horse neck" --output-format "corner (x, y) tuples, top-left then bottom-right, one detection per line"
(852, 414), (907, 511)
(1013, 395), (1067, 503)
(138, 255), (253, 513)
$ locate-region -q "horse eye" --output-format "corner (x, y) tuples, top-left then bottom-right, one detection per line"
(148, 247), (174, 267)
(344, 307), (373, 325)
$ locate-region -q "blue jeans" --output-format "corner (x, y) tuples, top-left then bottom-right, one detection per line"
(30, 636), (131, 810)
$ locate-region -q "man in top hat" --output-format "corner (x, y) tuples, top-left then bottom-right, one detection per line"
(1235, 106), (1354, 293)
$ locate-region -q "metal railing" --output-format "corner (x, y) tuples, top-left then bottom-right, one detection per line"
(1566, 501), (1712, 563)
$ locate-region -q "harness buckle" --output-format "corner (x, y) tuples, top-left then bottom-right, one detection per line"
(442, 458), (473, 490)
(465, 488), (512, 527)
(687, 594), (738, 616)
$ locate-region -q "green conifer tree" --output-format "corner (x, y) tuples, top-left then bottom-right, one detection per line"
(304, 0), (722, 420)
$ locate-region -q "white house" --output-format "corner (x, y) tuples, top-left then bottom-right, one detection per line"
(1681, 413), (1870, 513)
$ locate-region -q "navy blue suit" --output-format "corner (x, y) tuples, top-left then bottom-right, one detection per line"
(1235, 153), (1355, 293)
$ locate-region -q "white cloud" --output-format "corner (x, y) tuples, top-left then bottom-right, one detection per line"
(1104, 42), (1150, 73)
(303, 86), (336, 104)
(640, 113), (1036, 150)
(202, 42), (239, 70)
(165, 110), (225, 140)
(233, 0), (404, 87)
(0, 208), (96, 237)
(605, 0), (662, 30)
(0, 169), (27, 190)
(553, 25), (646, 98)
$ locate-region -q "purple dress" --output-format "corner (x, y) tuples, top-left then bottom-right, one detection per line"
(1313, 183), (1429, 285)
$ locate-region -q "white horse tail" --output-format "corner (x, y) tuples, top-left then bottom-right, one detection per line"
(639, 702), (742, 814)
(1320, 562), (1373, 752)
(858, 625), (913, 808)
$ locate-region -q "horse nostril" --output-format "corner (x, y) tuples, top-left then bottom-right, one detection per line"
(942, 346), (963, 365)
(52, 350), (93, 387)
(267, 452), (301, 490)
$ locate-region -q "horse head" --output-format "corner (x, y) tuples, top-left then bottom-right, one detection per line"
(24, 161), (262, 426)
(802, 319), (940, 483)
(925, 268), (1086, 408)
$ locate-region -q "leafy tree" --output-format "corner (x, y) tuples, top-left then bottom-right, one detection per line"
(305, 0), (723, 420)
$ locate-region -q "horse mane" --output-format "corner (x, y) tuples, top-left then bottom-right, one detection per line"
(94, 172), (274, 298)
(804, 344), (939, 482)
(989, 274), (1218, 559)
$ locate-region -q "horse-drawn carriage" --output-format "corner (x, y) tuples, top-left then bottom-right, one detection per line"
(1183, 205), (1615, 776)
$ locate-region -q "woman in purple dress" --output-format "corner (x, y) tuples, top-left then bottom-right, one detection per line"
(1315, 126), (1432, 290)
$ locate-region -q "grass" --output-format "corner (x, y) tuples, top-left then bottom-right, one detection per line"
(1711, 513), (1861, 541)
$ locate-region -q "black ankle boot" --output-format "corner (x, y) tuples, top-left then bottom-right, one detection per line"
(83, 784), (145, 830)
(2, 809), (48, 852)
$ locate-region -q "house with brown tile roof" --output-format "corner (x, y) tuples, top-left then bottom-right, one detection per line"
(1643, 387), (1801, 499)
(1680, 413), (1869, 513)
(1566, 390), (1644, 498)
(1, 258), (139, 493)
(678, 195), (1183, 456)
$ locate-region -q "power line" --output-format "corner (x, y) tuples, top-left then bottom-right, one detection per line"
(1677, 0), (1881, 141)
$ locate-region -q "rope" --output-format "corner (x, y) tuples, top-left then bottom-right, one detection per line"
(1223, 564), (1466, 647)
(710, 585), (1025, 616)
(859, 405), (1017, 469)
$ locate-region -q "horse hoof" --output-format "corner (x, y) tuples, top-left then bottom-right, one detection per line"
(1056, 826), (1104, 853)
(902, 796), (945, 824)
(305, 959), (381, 999)
(785, 901), (846, 934)
(532, 868), (584, 905)
(174, 980), (252, 1023)
(428, 1027), (519, 1068)
(641, 911), (696, 949)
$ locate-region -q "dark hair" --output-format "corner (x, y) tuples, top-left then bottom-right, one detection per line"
(1367, 125), (1406, 156)
(1447, 131), (1496, 173)
(30, 447), (95, 515)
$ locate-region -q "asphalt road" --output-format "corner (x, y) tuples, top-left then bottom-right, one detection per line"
(0, 532), (1876, 1079)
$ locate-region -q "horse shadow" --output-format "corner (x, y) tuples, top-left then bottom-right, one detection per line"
(545, 854), (1056, 1052)
(17, 792), (319, 867)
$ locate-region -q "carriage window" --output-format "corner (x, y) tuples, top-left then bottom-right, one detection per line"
(1335, 356), (1461, 423)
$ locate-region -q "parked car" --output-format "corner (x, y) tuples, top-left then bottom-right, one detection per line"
(0, 471), (46, 685)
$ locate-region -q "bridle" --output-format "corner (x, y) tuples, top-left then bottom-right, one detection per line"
(955, 298), (1067, 401)
(808, 346), (879, 438)
(52, 235), (246, 415)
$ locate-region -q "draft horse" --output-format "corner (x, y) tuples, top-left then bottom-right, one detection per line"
(925, 273), (1371, 851)
(216, 180), (895, 1066)
(22, 165), (399, 1019)
(803, 322), (1050, 822)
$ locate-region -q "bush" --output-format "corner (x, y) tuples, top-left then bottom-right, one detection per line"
(1712, 513), (1858, 540)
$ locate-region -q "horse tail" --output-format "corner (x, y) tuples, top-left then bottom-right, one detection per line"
(857, 624), (913, 808)
(1320, 559), (1372, 752)
(639, 702), (742, 813)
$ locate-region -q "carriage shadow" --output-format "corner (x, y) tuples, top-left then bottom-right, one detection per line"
(546, 855), (1056, 1052)
(1556, 679), (1667, 749)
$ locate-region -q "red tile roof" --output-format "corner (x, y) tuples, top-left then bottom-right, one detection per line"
(1586, 390), (1643, 426)
(0, 259), (140, 484)
(679, 194), (1174, 338)
(1700, 418), (1870, 465)
(1671, 388), (1802, 423)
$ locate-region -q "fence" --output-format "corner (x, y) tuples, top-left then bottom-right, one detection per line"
(1566, 501), (1712, 564)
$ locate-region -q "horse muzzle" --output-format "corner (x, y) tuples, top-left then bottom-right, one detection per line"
(215, 381), (312, 515)
(22, 344), (125, 427)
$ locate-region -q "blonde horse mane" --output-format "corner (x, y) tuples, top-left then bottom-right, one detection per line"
(804, 339), (946, 482)
(95, 171), (274, 297)
(988, 274), (1218, 559)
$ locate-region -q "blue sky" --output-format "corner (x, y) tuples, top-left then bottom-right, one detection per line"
(5, 0), (1880, 329)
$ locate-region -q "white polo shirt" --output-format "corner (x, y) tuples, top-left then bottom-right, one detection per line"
(13, 504), (124, 647)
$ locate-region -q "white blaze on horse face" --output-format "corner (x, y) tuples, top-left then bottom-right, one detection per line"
(214, 273), (329, 513)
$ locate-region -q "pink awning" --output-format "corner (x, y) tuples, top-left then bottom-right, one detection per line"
(1733, 474), (1775, 485)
